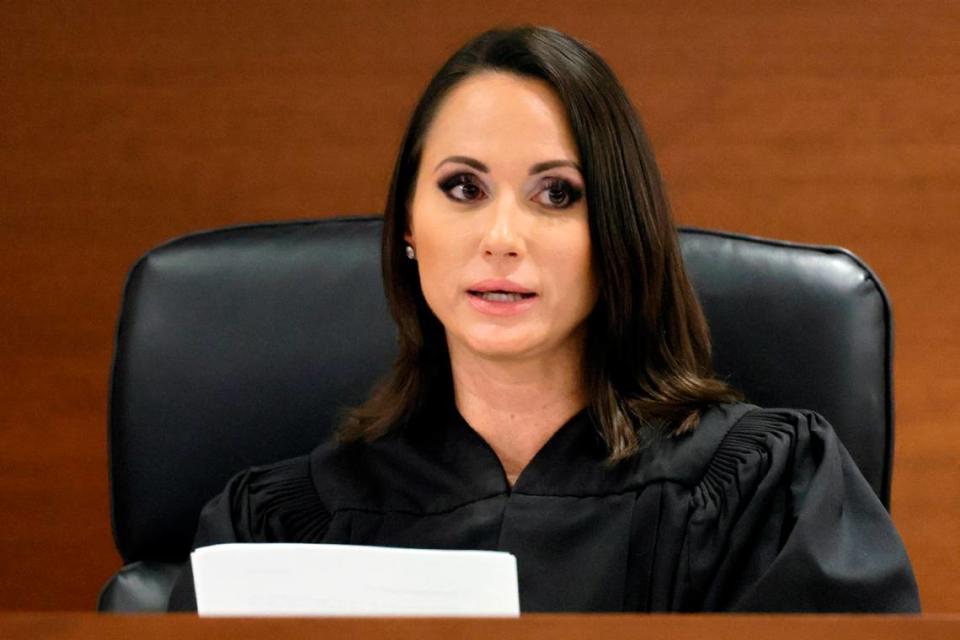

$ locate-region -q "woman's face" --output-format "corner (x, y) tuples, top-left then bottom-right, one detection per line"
(405, 72), (597, 363)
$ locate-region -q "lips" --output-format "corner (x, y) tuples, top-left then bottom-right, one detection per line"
(466, 287), (539, 316)
(467, 278), (537, 295)
(465, 279), (539, 316)
(468, 291), (536, 302)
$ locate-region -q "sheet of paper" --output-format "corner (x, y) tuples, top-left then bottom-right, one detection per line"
(191, 543), (520, 617)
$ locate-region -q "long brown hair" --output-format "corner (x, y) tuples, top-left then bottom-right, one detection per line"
(338, 25), (741, 461)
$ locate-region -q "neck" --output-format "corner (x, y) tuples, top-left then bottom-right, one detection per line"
(448, 339), (588, 484)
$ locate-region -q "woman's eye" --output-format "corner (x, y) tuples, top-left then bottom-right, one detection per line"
(536, 178), (583, 209)
(438, 173), (486, 203)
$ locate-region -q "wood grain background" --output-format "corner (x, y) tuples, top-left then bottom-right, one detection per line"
(1, 0), (957, 611)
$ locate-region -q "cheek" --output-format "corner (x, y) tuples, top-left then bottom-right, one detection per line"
(559, 228), (595, 308)
(553, 219), (592, 263)
(567, 256), (595, 303)
(409, 193), (474, 313)
(417, 240), (466, 309)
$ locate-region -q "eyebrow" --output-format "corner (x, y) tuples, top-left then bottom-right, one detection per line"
(433, 155), (581, 175)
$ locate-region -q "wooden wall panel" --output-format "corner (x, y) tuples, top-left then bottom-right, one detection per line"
(1, 0), (957, 611)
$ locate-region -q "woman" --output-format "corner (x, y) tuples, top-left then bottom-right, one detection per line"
(169, 25), (919, 612)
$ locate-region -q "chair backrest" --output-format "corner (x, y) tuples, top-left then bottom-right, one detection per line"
(102, 216), (894, 609)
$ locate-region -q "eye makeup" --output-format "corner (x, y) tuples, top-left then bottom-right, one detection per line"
(538, 177), (583, 208)
(436, 172), (584, 209)
(438, 173), (486, 203)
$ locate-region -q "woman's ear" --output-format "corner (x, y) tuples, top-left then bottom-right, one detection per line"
(403, 228), (414, 247)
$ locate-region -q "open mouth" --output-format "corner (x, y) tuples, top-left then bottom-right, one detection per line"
(468, 290), (537, 302)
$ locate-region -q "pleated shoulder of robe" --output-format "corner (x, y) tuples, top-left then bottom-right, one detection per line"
(168, 401), (921, 613)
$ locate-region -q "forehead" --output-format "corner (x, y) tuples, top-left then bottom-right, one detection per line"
(421, 72), (580, 166)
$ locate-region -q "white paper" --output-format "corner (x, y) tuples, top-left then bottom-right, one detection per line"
(191, 543), (520, 617)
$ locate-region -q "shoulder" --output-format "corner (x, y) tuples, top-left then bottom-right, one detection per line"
(689, 405), (835, 508)
(196, 454), (330, 545)
(673, 405), (920, 611)
(638, 403), (832, 489)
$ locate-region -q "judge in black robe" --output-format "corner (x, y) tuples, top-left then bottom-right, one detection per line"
(168, 400), (920, 612)
(169, 25), (919, 615)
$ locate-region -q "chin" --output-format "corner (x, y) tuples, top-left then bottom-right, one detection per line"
(462, 335), (541, 360)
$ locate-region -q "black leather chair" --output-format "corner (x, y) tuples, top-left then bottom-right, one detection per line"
(98, 215), (894, 611)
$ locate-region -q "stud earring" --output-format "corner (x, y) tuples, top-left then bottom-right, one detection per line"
(405, 245), (416, 260)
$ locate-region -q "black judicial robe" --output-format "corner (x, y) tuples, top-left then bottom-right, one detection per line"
(168, 402), (920, 612)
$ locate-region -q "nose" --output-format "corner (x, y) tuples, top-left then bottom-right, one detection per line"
(479, 191), (525, 259)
